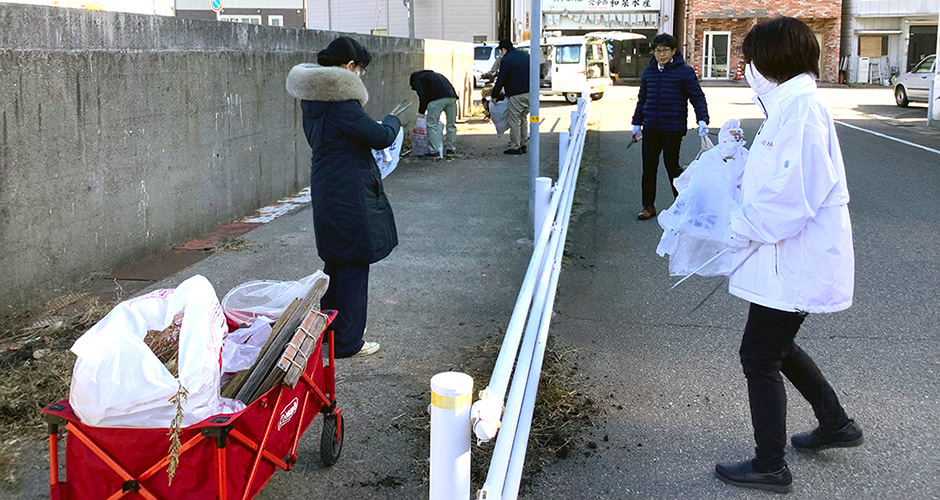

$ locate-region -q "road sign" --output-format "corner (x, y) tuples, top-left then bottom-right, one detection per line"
(210, 0), (222, 13)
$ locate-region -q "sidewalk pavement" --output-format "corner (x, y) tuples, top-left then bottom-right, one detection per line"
(13, 117), (574, 499)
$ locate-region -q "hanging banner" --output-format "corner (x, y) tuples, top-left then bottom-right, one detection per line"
(545, 0), (661, 11)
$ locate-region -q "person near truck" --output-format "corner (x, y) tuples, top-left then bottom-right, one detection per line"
(491, 39), (531, 155)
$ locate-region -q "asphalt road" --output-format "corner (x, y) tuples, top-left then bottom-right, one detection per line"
(525, 85), (940, 499)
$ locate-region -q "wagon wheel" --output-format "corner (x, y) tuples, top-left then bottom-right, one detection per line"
(320, 413), (344, 466)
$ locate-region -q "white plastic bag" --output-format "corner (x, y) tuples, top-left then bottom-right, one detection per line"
(70, 275), (242, 428)
(373, 126), (404, 179)
(657, 119), (748, 277)
(221, 271), (328, 325)
(489, 97), (510, 136)
(221, 320), (273, 376)
(411, 114), (429, 156)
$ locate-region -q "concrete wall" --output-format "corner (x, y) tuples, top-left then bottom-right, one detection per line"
(0, 3), (472, 311)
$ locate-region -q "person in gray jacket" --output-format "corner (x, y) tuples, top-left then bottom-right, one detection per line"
(287, 36), (400, 358)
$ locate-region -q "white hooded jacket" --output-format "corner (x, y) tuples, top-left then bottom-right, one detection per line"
(728, 73), (854, 314)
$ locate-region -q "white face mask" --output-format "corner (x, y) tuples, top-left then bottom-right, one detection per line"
(745, 63), (778, 95)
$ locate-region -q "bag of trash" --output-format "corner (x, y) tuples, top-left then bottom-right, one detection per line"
(221, 271), (328, 325)
(489, 97), (510, 136)
(373, 125), (404, 179)
(411, 114), (429, 156)
(221, 319), (273, 377)
(657, 119), (748, 277)
(70, 275), (243, 427)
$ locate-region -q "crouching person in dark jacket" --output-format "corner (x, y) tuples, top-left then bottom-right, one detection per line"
(631, 33), (709, 221)
(410, 70), (459, 157)
(287, 36), (401, 358)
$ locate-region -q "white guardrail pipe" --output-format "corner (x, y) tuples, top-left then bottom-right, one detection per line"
(503, 110), (584, 500)
(474, 99), (590, 500)
(470, 108), (587, 447)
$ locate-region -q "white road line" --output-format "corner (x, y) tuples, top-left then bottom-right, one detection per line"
(834, 120), (940, 156)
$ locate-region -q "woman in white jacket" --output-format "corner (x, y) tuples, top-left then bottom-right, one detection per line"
(715, 17), (864, 494)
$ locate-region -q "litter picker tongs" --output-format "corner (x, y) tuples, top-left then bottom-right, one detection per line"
(389, 99), (413, 117)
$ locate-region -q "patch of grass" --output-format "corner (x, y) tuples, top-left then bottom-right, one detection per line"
(0, 298), (115, 488)
(465, 104), (487, 118)
(398, 332), (599, 496)
(216, 236), (251, 253)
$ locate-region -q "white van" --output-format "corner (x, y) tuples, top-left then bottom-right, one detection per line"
(536, 32), (646, 103)
(473, 44), (499, 88)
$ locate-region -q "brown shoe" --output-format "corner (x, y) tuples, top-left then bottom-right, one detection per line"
(637, 206), (657, 220)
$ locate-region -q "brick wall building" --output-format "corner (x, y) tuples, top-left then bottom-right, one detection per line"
(682, 1), (842, 83)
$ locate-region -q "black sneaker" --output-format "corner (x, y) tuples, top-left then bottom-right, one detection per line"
(520, 145), (527, 153)
(445, 149), (457, 157)
(791, 419), (864, 452)
(715, 459), (792, 494)
(503, 148), (525, 155)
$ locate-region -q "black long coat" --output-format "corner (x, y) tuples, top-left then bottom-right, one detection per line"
(288, 65), (401, 265)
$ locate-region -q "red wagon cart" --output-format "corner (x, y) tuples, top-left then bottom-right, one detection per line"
(41, 311), (343, 500)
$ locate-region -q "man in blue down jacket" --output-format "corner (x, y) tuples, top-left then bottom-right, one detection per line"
(632, 33), (709, 221)
(286, 36), (400, 358)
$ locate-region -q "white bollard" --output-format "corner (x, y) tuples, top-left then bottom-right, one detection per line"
(534, 177), (552, 244)
(430, 372), (473, 500)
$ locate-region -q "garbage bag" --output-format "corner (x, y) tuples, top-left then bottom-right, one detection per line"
(221, 319), (273, 376)
(373, 124), (404, 179)
(411, 114), (429, 156)
(489, 97), (510, 136)
(221, 271), (328, 325)
(69, 275), (243, 428)
(657, 119), (748, 277)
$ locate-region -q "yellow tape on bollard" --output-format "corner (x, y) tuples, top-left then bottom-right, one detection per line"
(529, 116), (540, 123)
(431, 391), (472, 410)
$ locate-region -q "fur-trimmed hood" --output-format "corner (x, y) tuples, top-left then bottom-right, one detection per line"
(286, 64), (369, 106)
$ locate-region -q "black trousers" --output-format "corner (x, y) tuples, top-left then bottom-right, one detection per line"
(641, 129), (685, 208)
(321, 262), (370, 357)
(740, 303), (850, 471)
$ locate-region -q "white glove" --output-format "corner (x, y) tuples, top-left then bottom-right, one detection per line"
(698, 120), (709, 138)
(632, 125), (642, 141)
(724, 225), (750, 249)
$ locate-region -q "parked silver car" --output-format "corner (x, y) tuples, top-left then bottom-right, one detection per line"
(894, 54), (936, 107)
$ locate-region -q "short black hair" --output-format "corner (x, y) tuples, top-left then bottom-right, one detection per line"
(317, 36), (372, 68)
(743, 17), (819, 82)
(498, 39), (514, 51)
(651, 33), (678, 50)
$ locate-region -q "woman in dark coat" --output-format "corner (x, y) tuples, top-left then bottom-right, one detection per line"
(287, 36), (401, 357)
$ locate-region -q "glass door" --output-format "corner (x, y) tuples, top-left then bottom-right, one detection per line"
(704, 32), (730, 79)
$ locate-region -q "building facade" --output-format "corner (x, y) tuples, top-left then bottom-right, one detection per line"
(683, 0), (843, 83)
(176, 0), (304, 27)
(534, 0), (674, 78)
(304, 0), (498, 43)
(841, 0), (938, 84)
(2, 0), (173, 15)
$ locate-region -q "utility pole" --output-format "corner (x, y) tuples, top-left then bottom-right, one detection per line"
(527, 0), (540, 223)
(403, 0), (415, 38)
